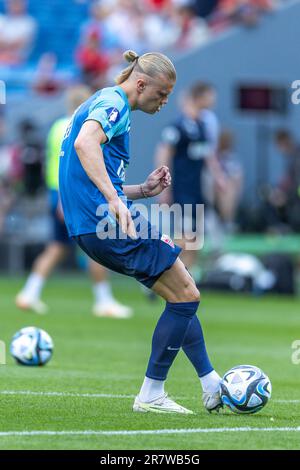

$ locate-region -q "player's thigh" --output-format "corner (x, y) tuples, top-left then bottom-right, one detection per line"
(152, 258), (200, 303)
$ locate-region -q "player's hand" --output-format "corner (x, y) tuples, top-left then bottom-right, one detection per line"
(108, 197), (137, 239)
(142, 166), (171, 198)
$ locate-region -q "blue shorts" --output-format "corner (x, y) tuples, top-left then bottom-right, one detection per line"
(49, 190), (72, 246)
(73, 217), (181, 288)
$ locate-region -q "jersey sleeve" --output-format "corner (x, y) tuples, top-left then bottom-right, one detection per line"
(84, 94), (125, 142)
(201, 110), (219, 153)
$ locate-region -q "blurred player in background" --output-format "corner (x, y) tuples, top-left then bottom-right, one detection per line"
(59, 51), (222, 414)
(214, 129), (243, 232)
(155, 81), (224, 276)
(16, 85), (132, 318)
(266, 129), (300, 232)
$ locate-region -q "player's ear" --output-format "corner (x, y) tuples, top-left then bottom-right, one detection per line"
(136, 78), (146, 94)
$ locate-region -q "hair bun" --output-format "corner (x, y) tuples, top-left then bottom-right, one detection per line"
(123, 50), (139, 63)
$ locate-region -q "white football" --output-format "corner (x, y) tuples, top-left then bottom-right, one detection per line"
(10, 326), (54, 366)
(220, 364), (272, 414)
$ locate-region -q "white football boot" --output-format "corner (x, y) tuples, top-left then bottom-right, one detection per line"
(133, 393), (194, 414)
(15, 292), (48, 315)
(92, 301), (133, 319)
(202, 391), (223, 413)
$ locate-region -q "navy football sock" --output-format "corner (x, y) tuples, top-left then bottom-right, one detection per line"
(146, 301), (199, 380)
(182, 314), (213, 377)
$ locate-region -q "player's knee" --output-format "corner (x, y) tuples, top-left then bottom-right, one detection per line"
(188, 285), (201, 303)
(181, 280), (200, 303)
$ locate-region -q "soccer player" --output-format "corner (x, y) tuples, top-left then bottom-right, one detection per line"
(16, 85), (132, 319)
(155, 82), (221, 273)
(59, 50), (222, 414)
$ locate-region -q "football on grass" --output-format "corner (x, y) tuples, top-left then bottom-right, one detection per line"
(220, 364), (271, 414)
(10, 326), (53, 366)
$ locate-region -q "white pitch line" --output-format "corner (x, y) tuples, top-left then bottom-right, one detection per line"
(1, 427), (300, 437)
(0, 390), (299, 403)
(0, 391), (134, 399)
(274, 400), (300, 403)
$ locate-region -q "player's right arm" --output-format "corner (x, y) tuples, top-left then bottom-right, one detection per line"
(74, 120), (136, 238)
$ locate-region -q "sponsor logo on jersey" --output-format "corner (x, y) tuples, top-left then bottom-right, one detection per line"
(161, 234), (175, 248)
(106, 107), (120, 124)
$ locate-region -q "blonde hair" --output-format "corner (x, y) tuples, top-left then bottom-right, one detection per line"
(115, 50), (176, 85)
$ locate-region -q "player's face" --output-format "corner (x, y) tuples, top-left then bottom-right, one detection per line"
(196, 90), (216, 110)
(137, 77), (175, 114)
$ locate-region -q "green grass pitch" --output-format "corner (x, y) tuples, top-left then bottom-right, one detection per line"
(0, 275), (300, 450)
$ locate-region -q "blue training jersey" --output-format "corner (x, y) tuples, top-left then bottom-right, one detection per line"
(59, 85), (131, 237)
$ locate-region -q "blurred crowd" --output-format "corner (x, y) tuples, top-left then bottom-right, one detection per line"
(0, 0), (282, 89)
(77, 0), (285, 88)
(0, 0), (299, 251)
(0, 0), (36, 65)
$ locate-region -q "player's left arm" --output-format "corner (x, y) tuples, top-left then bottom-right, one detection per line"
(202, 110), (227, 190)
(206, 156), (227, 191)
(123, 166), (171, 200)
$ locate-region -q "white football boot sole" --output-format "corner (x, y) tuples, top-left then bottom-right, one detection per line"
(133, 393), (193, 415)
